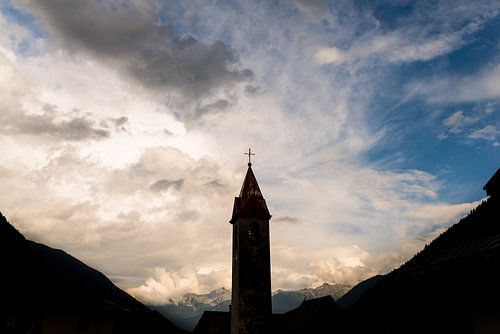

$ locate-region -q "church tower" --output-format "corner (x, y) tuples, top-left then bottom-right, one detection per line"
(230, 150), (272, 334)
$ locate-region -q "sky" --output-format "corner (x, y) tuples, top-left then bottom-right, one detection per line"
(0, 0), (499, 305)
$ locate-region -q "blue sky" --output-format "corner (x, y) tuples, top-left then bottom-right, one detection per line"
(0, 0), (499, 303)
(363, 15), (500, 201)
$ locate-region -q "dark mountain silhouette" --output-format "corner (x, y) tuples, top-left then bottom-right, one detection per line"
(277, 295), (341, 334)
(0, 213), (185, 334)
(344, 168), (500, 333)
(193, 311), (231, 334)
(272, 282), (351, 314)
(336, 275), (383, 309)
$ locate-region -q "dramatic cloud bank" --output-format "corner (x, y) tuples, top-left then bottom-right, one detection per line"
(1, 0), (498, 305)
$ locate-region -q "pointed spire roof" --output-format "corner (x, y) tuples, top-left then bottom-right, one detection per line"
(229, 164), (271, 224)
(239, 165), (264, 198)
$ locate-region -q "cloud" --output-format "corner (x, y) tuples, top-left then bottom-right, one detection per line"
(315, 4), (498, 66)
(0, 94), (111, 141)
(269, 245), (378, 289)
(468, 125), (499, 141)
(411, 65), (500, 103)
(128, 266), (231, 305)
(150, 179), (184, 192)
(194, 99), (232, 118)
(244, 85), (265, 97)
(1, 130), (477, 303)
(15, 0), (253, 102)
(204, 179), (227, 189)
(443, 110), (478, 134)
(0, 48), (135, 143)
(439, 103), (497, 141)
(108, 116), (129, 132)
(315, 47), (345, 65)
(128, 266), (203, 305)
(291, 0), (330, 19)
(316, 25), (478, 65)
(0, 144), (237, 288)
(310, 258), (376, 286)
(273, 216), (301, 224)
(99, 146), (234, 196)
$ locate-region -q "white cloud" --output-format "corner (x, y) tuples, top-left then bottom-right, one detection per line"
(128, 266), (231, 305)
(412, 66), (500, 103)
(314, 5), (498, 66)
(469, 125), (499, 141)
(315, 23), (479, 66)
(13, 0), (254, 104)
(443, 110), (476, 134)
(439, 103), (498, 141)
(315, 47), (346, 65)
(291, 0), (329, 18)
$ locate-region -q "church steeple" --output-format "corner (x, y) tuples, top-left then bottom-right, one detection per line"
(230, 151), (272, 334)
(229, 164), (271, 225)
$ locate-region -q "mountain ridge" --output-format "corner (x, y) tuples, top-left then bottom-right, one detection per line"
(151, 282), (352, 331)
(342, 175), (500, 333)
(0, 212), (185, 333)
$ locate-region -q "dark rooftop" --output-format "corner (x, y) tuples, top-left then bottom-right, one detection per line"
(483, 168), (500, 197)
(229, 165), (271, 224)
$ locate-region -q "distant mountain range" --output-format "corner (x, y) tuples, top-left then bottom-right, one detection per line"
(272, 282), (352, 313)
(151, 282), (352, 331)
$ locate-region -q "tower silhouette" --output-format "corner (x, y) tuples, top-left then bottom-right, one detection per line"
(229, 153), (272, 334)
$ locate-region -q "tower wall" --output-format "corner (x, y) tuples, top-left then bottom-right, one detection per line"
(231, 217), (272, 334)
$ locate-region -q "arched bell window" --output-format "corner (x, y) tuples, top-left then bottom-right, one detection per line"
(248, 221), (259, 243)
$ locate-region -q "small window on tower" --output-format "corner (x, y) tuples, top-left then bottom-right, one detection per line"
(248, 221), (259, 243)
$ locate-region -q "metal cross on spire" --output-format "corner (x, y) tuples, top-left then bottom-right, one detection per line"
(245, 148), (255, 166)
